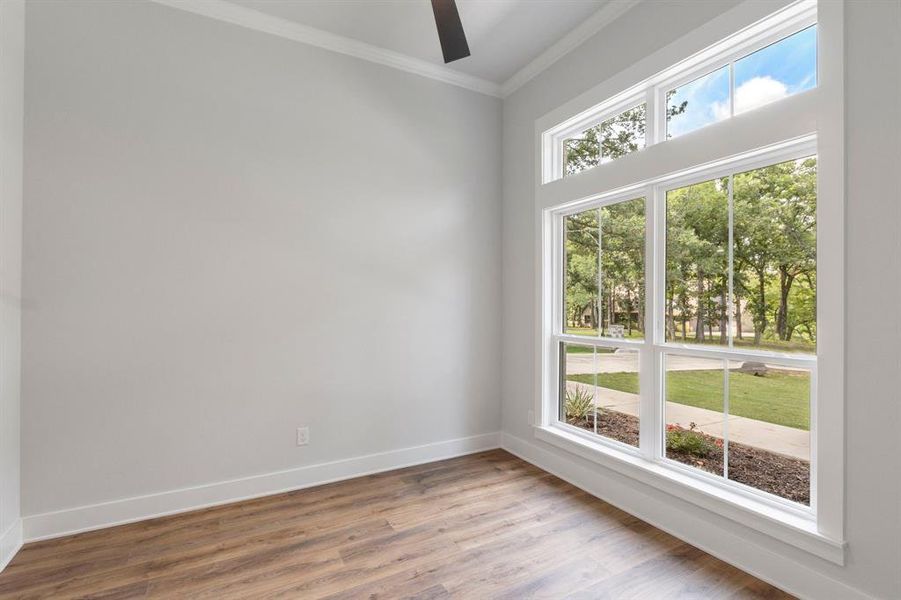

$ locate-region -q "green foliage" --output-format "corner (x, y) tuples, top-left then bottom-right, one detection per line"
(564, 210), (600, 333)
(661, 158), (817, 349)
(564, 386), (595, 421)
(666, 422), (720, 458)
(733, 158), (817, 346)
(564, 99), (687, 177)
(564, 198), (646, 337)
(564, 105), (646, 176)
(665, 178), (729, 343)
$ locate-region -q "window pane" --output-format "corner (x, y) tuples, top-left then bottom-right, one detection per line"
(664, 355), (725, 476)
(561, 343), (597, 428)
(726, 363), (810, 505)
(564, 104), (646, 176)
(733, 157), (816, 353)
(562, 343), (639, 448)
(665, 179), (729, 346)
(734, 25), (817, 115)
(564, 209), (599, 336)
(600, 198), (645, 340)
(597, 349), (640, 447)
(665, 66), (729, 139)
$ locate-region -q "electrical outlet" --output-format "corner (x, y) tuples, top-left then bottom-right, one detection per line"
(296, 426), (310, 446)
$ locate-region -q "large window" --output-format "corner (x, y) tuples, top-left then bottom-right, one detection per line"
(537, 0), (844, 562)
(555, 151), (817, 505)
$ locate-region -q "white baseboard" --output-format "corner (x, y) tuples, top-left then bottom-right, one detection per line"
(500, 432), (875, 600)
(23, 432), (500, 543)
(0, 519), (23, 573)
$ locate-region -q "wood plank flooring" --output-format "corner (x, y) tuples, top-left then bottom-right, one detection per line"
(0, 450), (793, 599)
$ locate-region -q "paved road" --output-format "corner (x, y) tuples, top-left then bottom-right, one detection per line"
(565, 352), (744, 375)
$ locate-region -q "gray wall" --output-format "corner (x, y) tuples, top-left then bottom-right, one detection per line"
(500, 0), (900, 598)
(0, 0), (24, 560)
(22, 0), (501, 516)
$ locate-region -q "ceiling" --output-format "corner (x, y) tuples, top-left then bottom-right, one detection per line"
(228, 0), (608, 85)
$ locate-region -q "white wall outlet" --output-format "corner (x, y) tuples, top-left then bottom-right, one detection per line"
(296, 426), (310, 446)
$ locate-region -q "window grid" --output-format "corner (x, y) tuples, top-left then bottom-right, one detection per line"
(542, 1), (817, 184)
(550, 137), (817, 512)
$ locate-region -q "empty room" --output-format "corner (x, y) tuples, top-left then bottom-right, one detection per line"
(0, 0), (898, 598)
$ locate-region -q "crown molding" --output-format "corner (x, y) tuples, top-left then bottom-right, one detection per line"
(149, 0), (503, 98)
(149, 0), (640, 101)
(499, 0), (642, 98)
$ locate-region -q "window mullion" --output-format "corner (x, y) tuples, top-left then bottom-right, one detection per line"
(646, 87), (659, 147)
(594, 206), (602, 434)
(727, 174), (734, 348)
(723, 358), (730, 479)
(729, 61), (735, 118)
(724, 174), (733, 480)
(597, 207), (603, 338)
(639, 184), (659, 460)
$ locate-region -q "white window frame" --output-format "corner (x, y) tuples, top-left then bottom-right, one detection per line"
(534, 0), (844, 565)
(543, 1), (817, 184)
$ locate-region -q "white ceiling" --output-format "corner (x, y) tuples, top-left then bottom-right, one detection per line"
(228, 0), (608, 84)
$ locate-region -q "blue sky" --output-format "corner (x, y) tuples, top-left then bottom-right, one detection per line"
(667, 25), (817, 138)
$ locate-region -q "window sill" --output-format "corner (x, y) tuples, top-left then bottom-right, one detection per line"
(534, 424), (845, 565)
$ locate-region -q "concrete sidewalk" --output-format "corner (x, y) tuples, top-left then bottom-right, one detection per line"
(565, 381), (809, 461)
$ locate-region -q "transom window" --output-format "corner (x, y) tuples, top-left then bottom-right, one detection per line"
(536, 0), (843, 559)
(564, 104), (647, 177)
(541, 1), (818, 184)
(666, 25), (817, 139)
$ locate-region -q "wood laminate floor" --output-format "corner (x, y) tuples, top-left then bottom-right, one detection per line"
(0, 450), (793, 599)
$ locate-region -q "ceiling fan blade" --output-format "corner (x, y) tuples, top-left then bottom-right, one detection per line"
(430, 0), (470, 64)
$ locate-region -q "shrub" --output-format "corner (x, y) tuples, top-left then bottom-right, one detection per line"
(666, 422), (720, 458)
(565, 387), (595, 421)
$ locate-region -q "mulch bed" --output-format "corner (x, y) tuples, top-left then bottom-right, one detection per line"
(567, 411), (639, 448)
(566, 410), (809, 505)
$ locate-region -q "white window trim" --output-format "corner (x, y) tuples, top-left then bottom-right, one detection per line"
(549, 137), (818, 510)
(533, 0), (844, 564)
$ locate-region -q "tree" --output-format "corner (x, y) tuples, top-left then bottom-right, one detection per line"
(665, 179), (729, 344)
(564, 210), (599, 331)
(733, 176), (781, 345)
(565, 105), (646, 176)
(601, 199), (645, 335)
(733, 158), (817, 346)
(564, 101), (687, 177)
(771, 158), (816, 341)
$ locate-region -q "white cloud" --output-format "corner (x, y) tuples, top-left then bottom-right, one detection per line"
(712, 76), (790, 120)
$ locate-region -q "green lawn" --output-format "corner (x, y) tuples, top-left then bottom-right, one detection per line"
(673, 336), (816, 354)
(568, 369), (810, 430)
(565, 327), (644, 339)
(565, 345), (614, 354)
